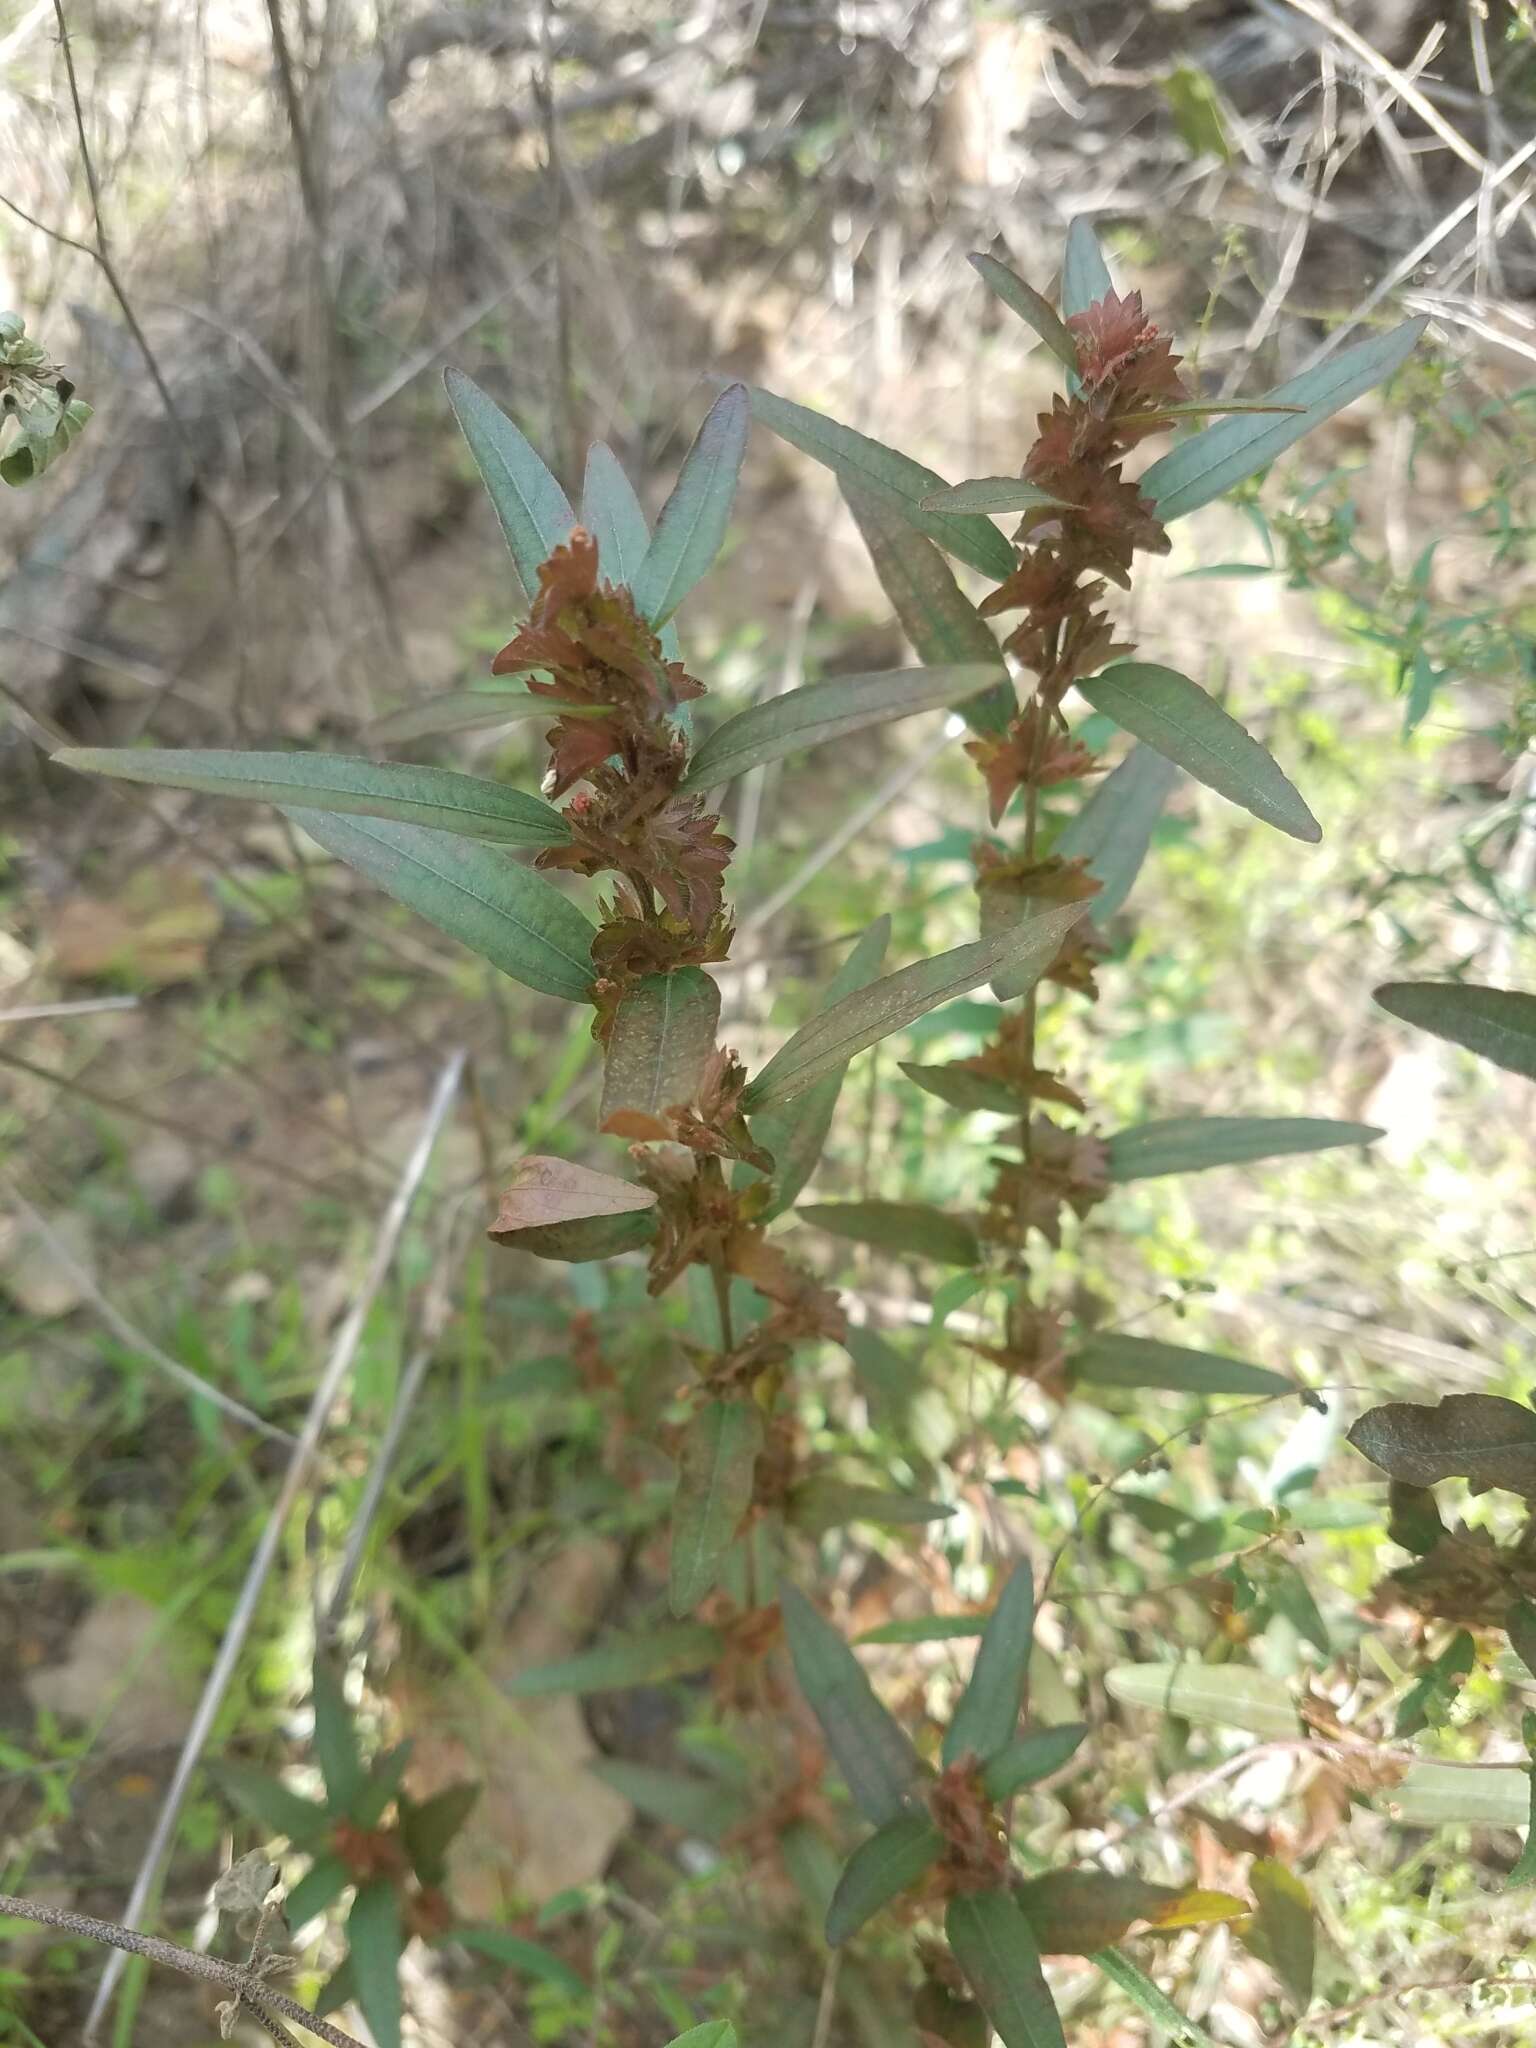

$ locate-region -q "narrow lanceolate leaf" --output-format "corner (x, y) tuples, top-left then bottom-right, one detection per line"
(490, 1208), (657, 1262)
(1506, 1772), (1536, 1889)
(670, 1400), (765, 1616)
(506, 1621), (723, 1696)
(1016, 1873), (1247, 1956)
(1071, 1333), (1294, 1399)
(1056, 745), (1180, 924)
(55, 748), (569, 847)
(969, 253), (1079, 376)
(1104, 1115), (1381, 1182)
(587, 1759), (752, 1841)
(920, 479), (1074, 515)
(600, 969), (720, 1127)
(741, 916), (891, 1220)
(1347, 1394), (1536, 1498)
(1388, 1760), (1530, 1829)
(445, 368), (575, 607)
(451, 1926), (587, 1998)
(826, 1814), (944, 1946)
(311, 1658), (363, 1814)
(1076, 663), (1319, 842)
(208, 1763), (328, 1847)
(660, 2028), (736, 2048)
(1061, 217), (1114, 319)
(946, 1889), (1067, 2048)
(1250, 1860), (1316, 2007)
(289, 810), (596, 1001)
(582, 440), (653, 588)
(1104, 1662), (1299, 1739)
(1141, 318), (1427, 523)
(899, 1063), (1023, 1116)
(858, 1613), (987, 1646)
(750, 387), (1017, 580)
(633, 384), (749, 625)
(398, 1783), (479, 1886)
(369, 689), (591, 745)
(789, 1480), (954, 1536)
(779, 1585), (925, 1826)
(741, 904), (1084, 1112)
(1091, 1949), (1226, 2048)
(348, 1881), (403, 2048)
(981, 1725), (1090, 1801)
(800, 1200), (981, 1268)
(679, 663), (1001, 793)
(1374, 981), (1536, 1080)
(944, 1564), (1035, 1767)
(843, 485), (1012, 736)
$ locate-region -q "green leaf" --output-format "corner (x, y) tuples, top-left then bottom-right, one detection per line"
(581, 440), (652, 587)
(587, 1759), (751, 1841)
(1141, 318), (1427, 523)
(506, 1621), (723, 1696)
(1070, 1334), (1293, 1400)
(351, 1742), (414, 1830)
(600, 969), (720, 1127)
(369, 689), (594, 745)
(842, 485), (1012, 736)
(1016, 1873), (1246, 1956)
(680, 663), (1001, 793)
(1393, 1629), (1478, 1738)
(1091, 1948), (1225, 2048)
(789, 1480), (954, 1536)
(0, 396), (92, 486)
(670, 1399), (765, 1616)
(1505, 1770), (1536, 1888)
(207, 1762), (329, 1847)
(452, 1925), (587, 1999)
(1264, 1562), (1331, 1655)
(55, 748), (570, 848)
(1388, 1760), (1531, 1829)
(633, 384), (748, 624)
(741, 905), (1084, 1111)
(856, 1614), (988, 1647)
(920, 479), (1075, 515)
(898, 1063), (1023, 1116)
(740, 916), (892, 1219)
(1509, 1598), (1536, 1681)
(1104, 1114), (1381, 1181)
(826, 1813), (944, 1946)
(311, 1658), (363, 1814)
(1076, 663), (1320, 842)
(1056, 745), (1180, 924)
(1387, 1481), (1446, 1556)
(399, 1783), (480, 1886)
(284, 1854), (350, 1929)
(800, 1200), (981, 1268)
(944, 1565), (1035, 1768)
(969, 253), (1079, 376)
(347, 1880), (403, 2048)
(749, 387), (1016, 580)
(1249, 1860), (1316, 2007)
(780, 1584), (925, 1826)
(288, 809), (596, 1002)
(842, 1325), (924, 1429)
(659, 2027), (736, 2048)
(1163, 63), (1233, 163)
(1374, 982), (1536, 1080)
(1061, 218), (1114, 319)
(1348, 1395), (1536, 1499)
(445, 369), (574, 607)
(946, 1888), (1067, 2048)
(498, 1209), (658, 1261)
(1104, 1663), (1299, 1739)
(980, 1725), (1089, 1801)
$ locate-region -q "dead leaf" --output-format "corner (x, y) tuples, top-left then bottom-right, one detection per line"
(488, 1156), (656, 1241)
(50, 862), (220, 988)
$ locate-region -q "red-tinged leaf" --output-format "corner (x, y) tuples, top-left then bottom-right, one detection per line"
(800, 1200), (981, 1268)
(780, 1584), (925, 1827)
(670, 1399), (765, 1616)
(489, 1156), (656, 1239)
(968, 253), (1079, 376)
(826, 1813), (944, 1945)
(1347, 1395), (1536, 1499)
(1249, 1860), (1315, 2007)
(1016, 1872), (1247, 1956)
(980, 1725), (1089, 1800)
(633, 385), (748, 625)
(347, 1880), (403, 2048)
(1374, 981), (1536, 1080)
(600, 969), (720, 1127)
(505, 1622), (723, 1697)
(943, 1565), (1035, 1768)
(946, 1888), (1067, 2048)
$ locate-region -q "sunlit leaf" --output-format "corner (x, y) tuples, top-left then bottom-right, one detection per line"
(445, 368), (575, 607)
(1249, 1860), (1315, 2006)
(980, 1725), (1089, 1801)
(1076, 663), (1319, 842)
(600, 969), (720, 1127)
(348, 1881), (403, 2048)
(1348, 1395), (1536, 1498)
(800, 1200), (981, 1268)
(1056, 745), (1180, 924)
(679, 663), (1002, 792)
(56, 748), (570, 848)
(1374, 981), (1536, 1080)
(1141, 319), (1427, 523)
(506, 1621), (722, 1696)
(1387, 1760), (1530, 1828)
(1104, 1115), (1381, 1181)
(946, 1888), (1066, 2048)
(288, 810), (597, 1002)
(742, 905), (1084, 1111)
(1071, 1334), (1293, 1400)
(750, 387), (1017, 579)
(969, 253), (1080, 376)
(780, 1585), (925, 1826)
(633, 385), (748, 625)
(944, 1565), (1035, 1768)
(1104, 1663), (1300, 1738)
(826, 1813), (944, 1945)
(670, 1399), (765, 1616)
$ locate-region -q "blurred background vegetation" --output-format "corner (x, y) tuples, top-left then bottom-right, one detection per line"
(2, 2), (1536, 2044)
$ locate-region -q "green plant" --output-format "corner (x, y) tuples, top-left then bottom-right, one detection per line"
(0, 314), (91, 486)
(51, 219), (1533, 2047)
